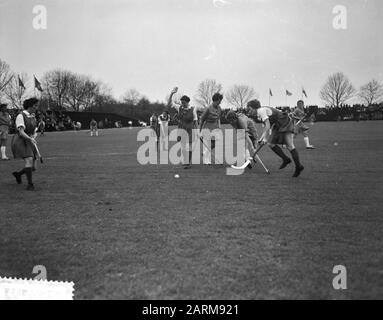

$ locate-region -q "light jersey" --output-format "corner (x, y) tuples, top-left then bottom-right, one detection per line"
(15, 111), (37, 136)
(256, 107), (273, 123)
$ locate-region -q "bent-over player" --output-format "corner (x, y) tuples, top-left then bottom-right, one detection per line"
(247, 99), (304, 178)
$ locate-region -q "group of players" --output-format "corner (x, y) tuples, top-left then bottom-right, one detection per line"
(0, 89), (315, 191)
(161, 87), (315, 177)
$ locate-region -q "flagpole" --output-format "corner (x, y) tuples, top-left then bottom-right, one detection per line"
(285, 91), (287, 107)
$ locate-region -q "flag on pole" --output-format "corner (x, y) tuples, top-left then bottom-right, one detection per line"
(18, 76), (26, 90)
(269, 89), (273, 97)
(34, 75), (43, 92)
(286, 90), (292, 96)
(302, 88), (308, 98)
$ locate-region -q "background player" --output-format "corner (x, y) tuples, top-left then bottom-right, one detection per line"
(90, 118), (99, 137)
(291, 100), (315, 149)
(0, 103), (11, 160)
(158, 111), (170, 151)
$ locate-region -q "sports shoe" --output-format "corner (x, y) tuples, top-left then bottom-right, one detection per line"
(306, 146), (315, 150)
(1, 157), (10, 161)
(279, 158), (292, 170)
(26, 184), (35, 191)
(12, 172), (22, 184)
(183, 164), (192, 170)
(293, 165), (304, 178)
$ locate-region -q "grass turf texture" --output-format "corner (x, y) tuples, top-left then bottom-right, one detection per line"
(0, 122), (382, 300)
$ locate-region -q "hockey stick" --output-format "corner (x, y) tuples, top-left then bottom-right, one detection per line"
(32, 141), (43, 164)
(230, 142), (266, 170)
(254, 154), (270, 174)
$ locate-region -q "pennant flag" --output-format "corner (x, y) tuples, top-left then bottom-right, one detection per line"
(34, 75), (43, 92)
(18, 76), (26, 90)
(269, 89), (273, 97)
(302, 88), (308, 98)
(286, 90), (292, 96)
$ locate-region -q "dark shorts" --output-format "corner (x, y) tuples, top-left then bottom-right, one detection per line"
(270, 116), (295, 145)
(11, 134), (36, 159)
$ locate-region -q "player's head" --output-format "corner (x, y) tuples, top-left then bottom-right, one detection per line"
(247, 99), (261, 110)
(297, 100), (305, 109)
(180, 95), (190, 107)
(212, 93), (223, 106)
(226, 110), (238, 125)
(23, 98), (39, 112)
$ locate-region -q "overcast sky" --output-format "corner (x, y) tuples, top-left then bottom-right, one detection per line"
(1, 0), (382, 107)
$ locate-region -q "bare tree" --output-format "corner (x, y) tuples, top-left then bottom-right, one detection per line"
(4, 73), (28, 109)
(358, 79), (383, 106)
(0, 59), (14, 98)
(122, 88), (141, 105)
(195, 79), (223, 109)
(80, 79), (101, 111)
(42, 69), (71, 108)
(65, 73), (86, 111)
(320, 72), (356, 108)
(226, 84), (257, 109)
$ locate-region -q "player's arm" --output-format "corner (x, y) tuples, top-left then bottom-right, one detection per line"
(18, 126), (36, 144)
(167, 87), (179, 111)
(258, 119), (271, 144)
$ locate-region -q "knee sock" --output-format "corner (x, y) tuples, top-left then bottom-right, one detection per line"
(271, 145), (290, 162)
(304, 137), (311, 147)
(1, 146), (6, 158)
(18, 168), (27, 176)
(25, 167), (33, 185)
(290, 149), (302, 168)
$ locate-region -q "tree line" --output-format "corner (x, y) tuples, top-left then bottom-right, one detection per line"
(1, 57), (382, 122)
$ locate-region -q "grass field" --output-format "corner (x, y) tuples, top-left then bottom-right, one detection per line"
(0, 121), (382, 300)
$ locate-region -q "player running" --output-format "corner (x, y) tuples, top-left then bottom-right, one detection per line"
(167, 87), (198, 169)
(11, 98), (40, 191)
(199, 93), (223, 165)
(90, 118), (98, 137)
(226, 110), (258, 169)
(247, 99), (304, 178)
(0, 103), (11, 160)
(37, 118), (46, 136)
(291, 100), (315, 149)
